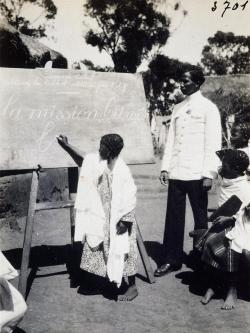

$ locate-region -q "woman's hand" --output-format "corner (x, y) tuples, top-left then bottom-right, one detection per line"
(116, 220), (129, 235)
(212, 216), (232, 225)
(56, 134), (84, 167)
(211, 216), (235, 231)
(56, 134), (68, 147)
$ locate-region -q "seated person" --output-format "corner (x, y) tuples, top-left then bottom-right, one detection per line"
(216, 149), (250, 208)
(196, 149), (250, 310)
(0, 250), (27, 332)
(57, 134), (138, 302)
(230, 121), (250, 178)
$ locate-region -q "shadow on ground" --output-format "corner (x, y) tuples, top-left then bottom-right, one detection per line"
(3, 244), (78, 298)
(143, 240), (164, 267)
(3, 243), (136, 302)
(13, 328), (27, 333)
(4, 241), (250, 305)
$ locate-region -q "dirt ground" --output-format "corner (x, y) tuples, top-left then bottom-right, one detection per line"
(1, 158), (250, 333)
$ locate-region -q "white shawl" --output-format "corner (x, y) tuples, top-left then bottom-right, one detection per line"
(0, 250), (18, 280)
(218, 175), (250, 253)
(74, 153), (137, 286)
(218, 175), (250, 208)
(226, 209), (250, 253)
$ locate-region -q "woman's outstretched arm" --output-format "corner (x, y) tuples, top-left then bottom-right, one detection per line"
(57, 135), (84, 167)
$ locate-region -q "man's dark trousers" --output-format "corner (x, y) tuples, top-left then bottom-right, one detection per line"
(163, 179), (208, 267)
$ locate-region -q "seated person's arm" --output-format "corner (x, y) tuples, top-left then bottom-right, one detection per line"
(57, 135), (84, 167)
(211, 215), (236, 231)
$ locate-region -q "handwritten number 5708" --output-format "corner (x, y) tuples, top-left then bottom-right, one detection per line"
(211, 1), (248, 17)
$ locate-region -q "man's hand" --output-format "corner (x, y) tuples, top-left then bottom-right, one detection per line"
(202, 177), (212, 191)
(159, 171), (169, 186)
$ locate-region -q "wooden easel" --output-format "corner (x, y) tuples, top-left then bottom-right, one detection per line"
(18, 166), (155, 298)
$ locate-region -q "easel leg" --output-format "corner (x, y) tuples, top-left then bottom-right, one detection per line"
(136, 224), (156, 284)
(67, 168), (80, 287)
(18, 171), (39, 298)
(68, 167), (78, 245)
(69, 205), (75, 245)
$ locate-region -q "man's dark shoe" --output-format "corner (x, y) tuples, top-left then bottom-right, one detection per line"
(154, 263), (180, 277)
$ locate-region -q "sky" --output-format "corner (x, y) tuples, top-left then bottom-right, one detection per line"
(24, 0), (250, 69)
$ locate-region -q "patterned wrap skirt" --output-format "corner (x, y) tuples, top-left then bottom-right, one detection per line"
(196, 227), (240, 272)
(80, 169), (137, 278)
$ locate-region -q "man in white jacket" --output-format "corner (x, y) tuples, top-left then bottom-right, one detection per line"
(155, 67), (222, 277)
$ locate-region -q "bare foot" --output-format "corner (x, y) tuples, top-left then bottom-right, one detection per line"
(117, 284), (138, 302)
(221, 286), (237, 310)
(201, 288), (215, 305)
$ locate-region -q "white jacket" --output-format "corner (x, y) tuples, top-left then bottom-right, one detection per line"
(161, 91), (221, 180)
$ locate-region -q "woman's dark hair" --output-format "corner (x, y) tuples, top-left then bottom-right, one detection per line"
(216, 149), (249, 175)
(100, 134), (124, 158)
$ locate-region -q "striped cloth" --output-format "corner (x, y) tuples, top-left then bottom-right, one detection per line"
(197, 228), (240, 272)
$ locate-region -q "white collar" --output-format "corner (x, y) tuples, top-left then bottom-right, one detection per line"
(173, 90), (202, 117)
(175, 90), (202, 108)
(185, 90), (202, 102)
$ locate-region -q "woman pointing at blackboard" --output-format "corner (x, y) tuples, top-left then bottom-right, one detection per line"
(57, 134), (138, 302)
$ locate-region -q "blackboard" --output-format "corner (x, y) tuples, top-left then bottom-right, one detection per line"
(0, 68), (154, 170)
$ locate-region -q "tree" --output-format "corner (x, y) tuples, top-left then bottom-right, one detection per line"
(0, 0), (57, 38)
(81, 59), (113, 72)
(144, 54), (195, 116)
(200, 31), (250, 75)
(84, 0), (171, 73)
(203, 76), (250, 146)
(0, 26), (30, 67)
